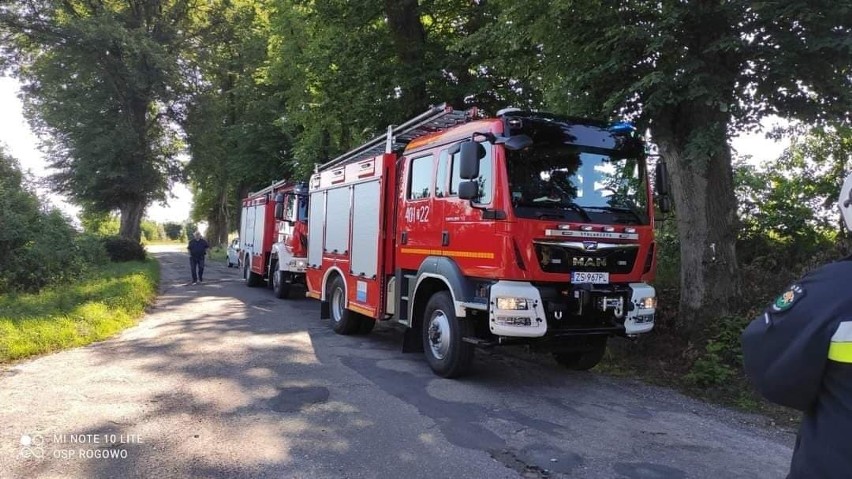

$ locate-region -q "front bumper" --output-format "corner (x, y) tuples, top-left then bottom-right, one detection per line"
(282, 257), (308, 273)
(487, 280), (655, 338)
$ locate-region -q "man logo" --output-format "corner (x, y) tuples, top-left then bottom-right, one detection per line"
(573, 257), (607, 267)
(583, 241), (598, 251)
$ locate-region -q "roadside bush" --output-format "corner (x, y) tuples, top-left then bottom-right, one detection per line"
(74, 233), (109, 265)
(1, 210), (76, 293)
(79, 209), (120, 236)
(141, 220), (165, 242)
(0, 150), (106, 293)
(685, 315), (745, 387)
(103, 236), (147, 262)
(163, 222), (183, 241)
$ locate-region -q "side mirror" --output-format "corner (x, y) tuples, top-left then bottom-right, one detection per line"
(458, 180), (478, 200)
(655, 161), (671, 197)
(654, 160), (673, 214)
(274, 203), (285, 220)
(459, 141), (485, 179)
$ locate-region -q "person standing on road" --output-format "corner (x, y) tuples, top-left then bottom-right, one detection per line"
(187, 231), (210, 284)
(742, 173), (852, 479)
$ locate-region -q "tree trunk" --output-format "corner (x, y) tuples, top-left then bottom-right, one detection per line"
(384, 0), (428, 113)
(118, 200), (146, 242)
(205, 189), (229, 247)
(653, 107), (741, 338)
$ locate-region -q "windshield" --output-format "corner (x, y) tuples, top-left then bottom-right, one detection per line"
(506, 148), (649, 224)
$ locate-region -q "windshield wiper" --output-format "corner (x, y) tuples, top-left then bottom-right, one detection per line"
(532, 202), (591, 222)
(561, 202), (592, 222)
(584, 205), (643, 223)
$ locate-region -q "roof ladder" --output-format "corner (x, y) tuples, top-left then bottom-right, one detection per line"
(317, 103), (478, 172)
(247, 178), (291, 198)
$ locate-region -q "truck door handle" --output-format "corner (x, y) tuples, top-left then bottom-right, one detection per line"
(441, 231), (449, 247)
(401, 231), (408, 245)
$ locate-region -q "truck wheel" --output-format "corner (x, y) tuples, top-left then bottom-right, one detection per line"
(422, 291), (474, 378)
(553, 337), (607, 371)
(328, 276), (360, 335)
(272, 266), (291, 299)
(244, 257), (261, 287)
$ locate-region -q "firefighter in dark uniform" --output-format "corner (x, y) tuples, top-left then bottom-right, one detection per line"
(742, 173), (852, 479)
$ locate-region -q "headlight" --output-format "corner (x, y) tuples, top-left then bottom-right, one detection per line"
(496, 297), (529, 310)
(289, 259), (307, 269)
(637, 296), (656, 309)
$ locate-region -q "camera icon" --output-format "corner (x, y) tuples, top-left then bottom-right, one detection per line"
(19, 434), (46, 459)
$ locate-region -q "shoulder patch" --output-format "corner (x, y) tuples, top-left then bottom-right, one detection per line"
(770, 284), (805, 313)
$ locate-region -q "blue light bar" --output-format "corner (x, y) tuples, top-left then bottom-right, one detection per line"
(609, 121), (635, 133)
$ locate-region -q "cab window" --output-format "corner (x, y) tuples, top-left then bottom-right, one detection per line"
(407, 155), (433, 200)
(436, 152), (449, 198)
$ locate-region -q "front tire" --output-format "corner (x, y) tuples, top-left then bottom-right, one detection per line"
(327, 276), (361, 335)
(272, 266), (291, 299)
(422, 291), (474, 378)
(553, 337), (607, 371)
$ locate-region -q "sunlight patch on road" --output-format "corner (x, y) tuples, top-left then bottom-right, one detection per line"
(186, 379), (256, 412)
(245, 367), (276, 379)
(419, 432), (437, 444)
(173, 421), (295, 466)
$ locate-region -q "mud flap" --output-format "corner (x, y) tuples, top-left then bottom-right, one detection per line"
(320, 300), (330, 319)
(402, 326), (423, 353)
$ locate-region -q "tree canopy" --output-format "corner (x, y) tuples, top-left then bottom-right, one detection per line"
(0, 0), (190, 240)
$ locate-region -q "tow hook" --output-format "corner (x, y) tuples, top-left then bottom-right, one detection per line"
(600, 296), (625, 318)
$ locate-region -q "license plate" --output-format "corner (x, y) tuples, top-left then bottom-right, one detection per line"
(571, 272), (610, 284)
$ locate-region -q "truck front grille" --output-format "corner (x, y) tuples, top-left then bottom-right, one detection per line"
(533, 242), (638, 274)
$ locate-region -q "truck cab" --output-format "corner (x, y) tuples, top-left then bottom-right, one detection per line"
(270, 183), (309, 298)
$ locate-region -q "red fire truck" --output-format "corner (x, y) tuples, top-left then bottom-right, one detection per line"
(305, 104), (671, 377)
(239, 179), (309, 298)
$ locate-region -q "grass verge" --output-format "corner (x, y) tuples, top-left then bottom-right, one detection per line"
(0, 259), (160, 363)
(207, 246), (227, 262)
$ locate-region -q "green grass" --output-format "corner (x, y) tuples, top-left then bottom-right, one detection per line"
(0, 259), (160, 363)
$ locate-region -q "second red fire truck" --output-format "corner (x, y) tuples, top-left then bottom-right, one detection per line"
(304, 104), (671, 377)
(239, 180), (309, 298)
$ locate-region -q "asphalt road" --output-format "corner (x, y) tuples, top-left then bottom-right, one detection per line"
(0, 245), (795, 478)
